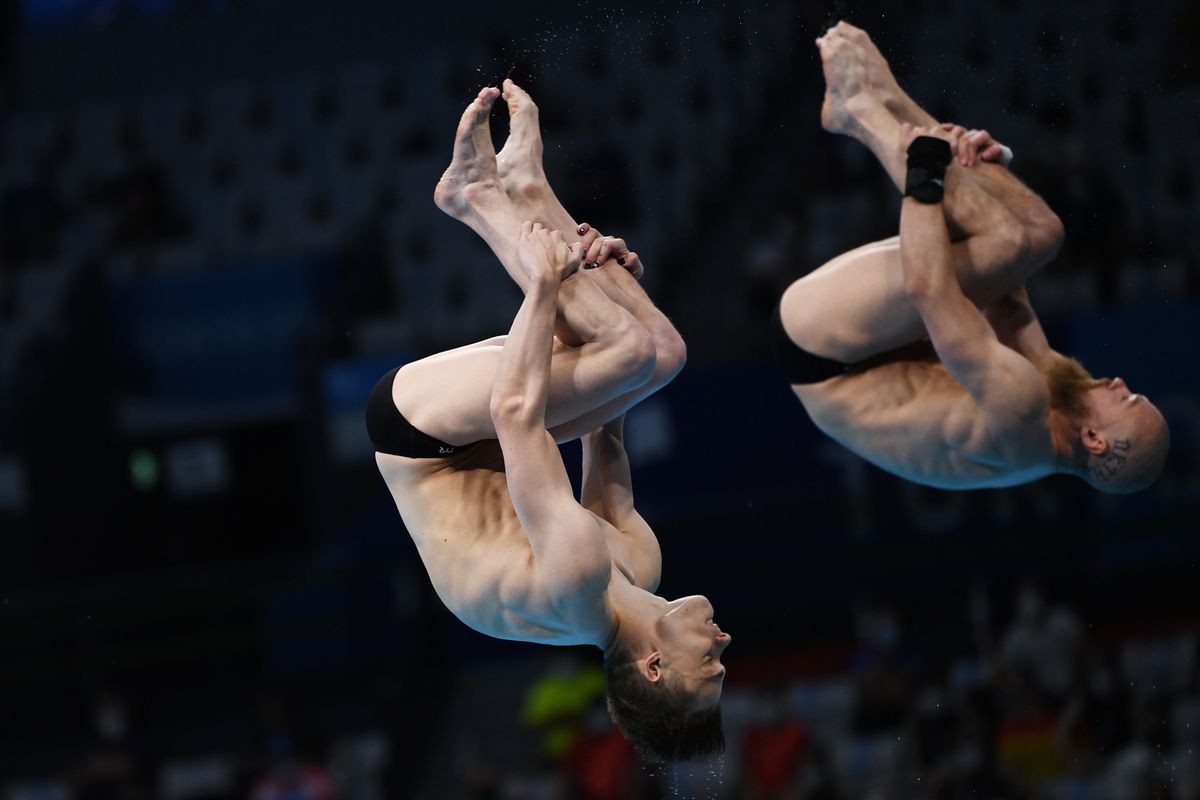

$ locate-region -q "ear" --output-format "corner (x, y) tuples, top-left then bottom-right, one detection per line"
(1080, 425), (1109, 456)
(639, 651), (664, 683)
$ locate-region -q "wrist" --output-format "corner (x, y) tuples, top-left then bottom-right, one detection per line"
(529, 273), (559, 294)
(904, 136), (952, 204)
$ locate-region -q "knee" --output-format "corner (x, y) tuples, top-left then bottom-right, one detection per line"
(1026, 210), (1065, 268)
(610, 317), (658, 390)
(651, 324), (687, 384)
(993, 213), (1034, 276)
(777, 279), (822, 353)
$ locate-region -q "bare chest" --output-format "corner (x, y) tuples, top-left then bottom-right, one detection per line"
(794, 362), (1013, 488)
(374, 446), (630, 645)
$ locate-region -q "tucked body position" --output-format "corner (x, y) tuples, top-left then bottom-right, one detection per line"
(368, 82), (728, 762)
(775, 22), (1168, 492)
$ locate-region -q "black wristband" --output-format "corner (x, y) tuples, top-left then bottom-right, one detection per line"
(905, 136), (952, 203)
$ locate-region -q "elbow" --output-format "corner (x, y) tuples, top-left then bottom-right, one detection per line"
(489, 394), (534, 429)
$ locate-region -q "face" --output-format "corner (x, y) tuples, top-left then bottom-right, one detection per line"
(654, 595), (731, 709)
(1087, 377), (1162, 439)
(1079, 376), (1172, 493)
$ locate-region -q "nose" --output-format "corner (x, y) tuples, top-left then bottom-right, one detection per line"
(1110, 377), (1126, 390)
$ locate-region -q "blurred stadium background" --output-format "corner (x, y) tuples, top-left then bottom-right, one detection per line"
(1, 0), (1198, 797)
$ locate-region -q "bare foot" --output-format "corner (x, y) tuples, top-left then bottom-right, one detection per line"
(495, 79), (555, 207)
(495, 78), (579, 234)
(816, 22), (910, 137)
(433, 87), (506, 219)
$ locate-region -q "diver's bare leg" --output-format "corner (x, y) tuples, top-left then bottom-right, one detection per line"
(495, 79), (577, 236)
(432, 88), (636, 336)
(781, 27), (1035, 363)
(820, 22), (1063, 262)
(494, 78), (686, 388)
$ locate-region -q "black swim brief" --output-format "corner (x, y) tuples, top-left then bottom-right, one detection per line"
(366, 367), (474, 458)
(770, 302), (852, 385)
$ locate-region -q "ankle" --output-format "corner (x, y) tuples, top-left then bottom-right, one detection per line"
(509, 178), (549, 204)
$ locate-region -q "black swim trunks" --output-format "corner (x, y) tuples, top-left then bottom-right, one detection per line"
(366, 367), (474, 458)
(770, 301), (852, 385)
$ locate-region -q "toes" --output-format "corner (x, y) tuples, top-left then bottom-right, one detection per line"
(458, 88), (498, 130)
(457, 89), (499, 158)
(503, 77), (526, 99)
(503, 80), (538, 117)
(460, 92), (494, 153)
(473, 87), (500, 111)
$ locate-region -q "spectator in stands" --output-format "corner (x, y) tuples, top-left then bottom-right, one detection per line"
(1100, 698), (1171, 800)
(775, 22), (1168, 493)
(521, 654), (606, 761)
(249, 733), (334, 800)
(999, 583), (1083, 710)
(739, 689), (810, 800)
(562, 701), (651, 800)
(1060, 651), (1133, 768)
(993, 666), (1069, 786)
(849, 604), (919, 733)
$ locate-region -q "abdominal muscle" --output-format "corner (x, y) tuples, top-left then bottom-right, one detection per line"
(373, 442), (593, 645)
(793, 359), (1018, 489)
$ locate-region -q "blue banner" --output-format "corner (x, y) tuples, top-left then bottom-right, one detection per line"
(107, 257), (323, 412)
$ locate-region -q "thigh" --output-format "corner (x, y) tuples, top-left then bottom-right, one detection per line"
(780, 237), (911, 364)
(393, 337), (648, 446)
(781, 226), (1033, 365)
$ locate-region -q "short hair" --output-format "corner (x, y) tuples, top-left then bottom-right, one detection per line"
(1089, 411), (1171, 494)
(604, 647), (725, 763)
(1044, 353), (1171, 493)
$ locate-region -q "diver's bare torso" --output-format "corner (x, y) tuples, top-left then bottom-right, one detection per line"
(793, 334), (1058, 490)
(375, 443), (662, 644)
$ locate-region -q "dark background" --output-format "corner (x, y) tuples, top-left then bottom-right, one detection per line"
(0, 0), (1198, 797)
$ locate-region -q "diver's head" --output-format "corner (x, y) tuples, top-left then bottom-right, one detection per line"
(604, 595), (730, 762)
(1048, 358), (1169, 493)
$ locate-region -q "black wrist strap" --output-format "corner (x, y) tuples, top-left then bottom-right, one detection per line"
(905, 136), (952, 203)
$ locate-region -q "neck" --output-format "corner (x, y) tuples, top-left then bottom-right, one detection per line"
(604, 576), (670, 659)
(1040, 355), (1107, 478)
